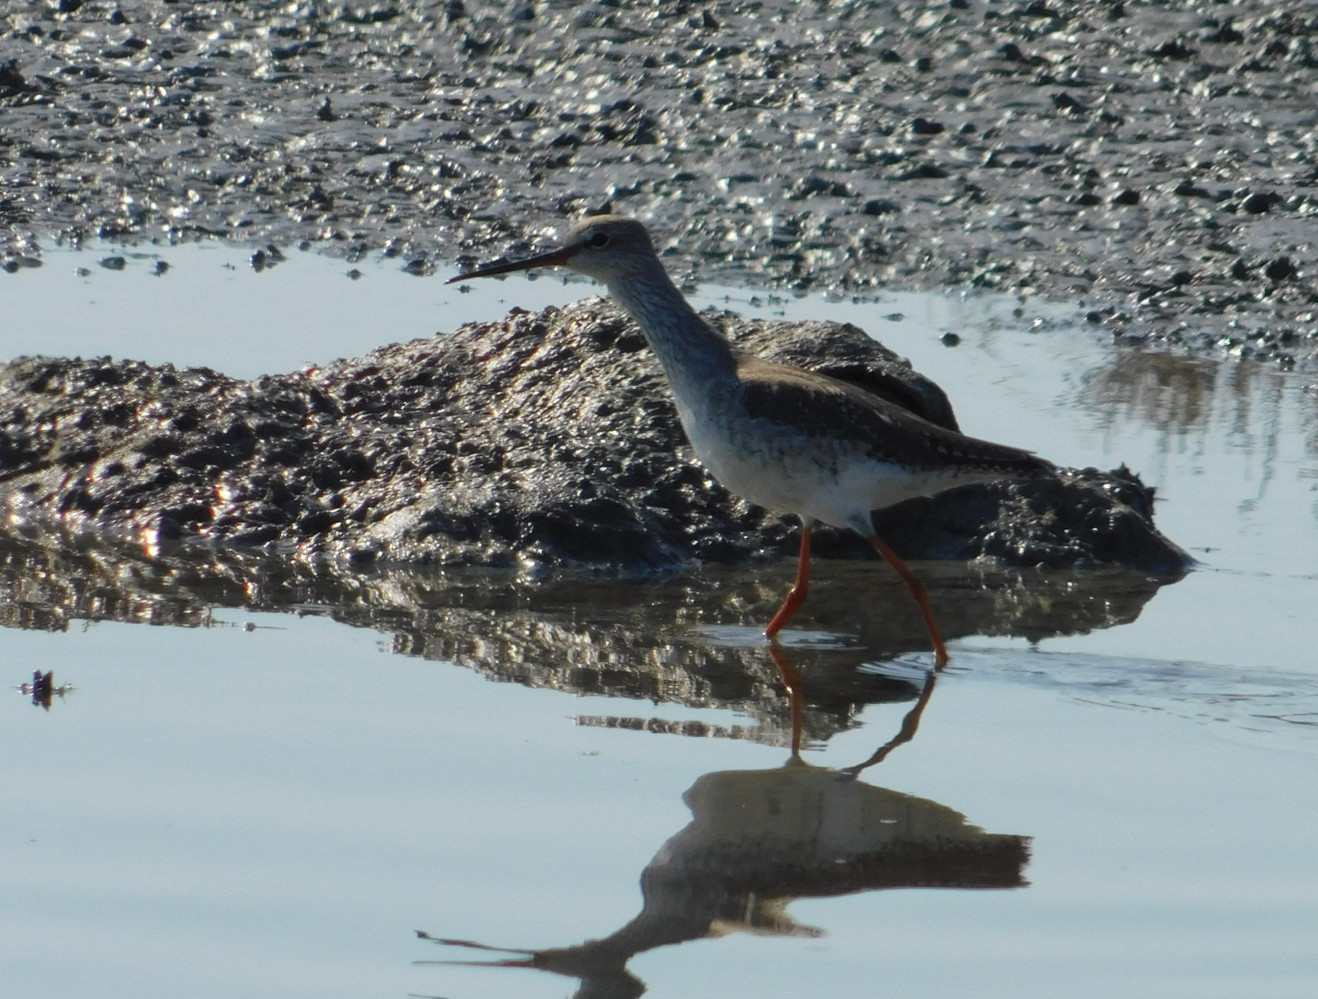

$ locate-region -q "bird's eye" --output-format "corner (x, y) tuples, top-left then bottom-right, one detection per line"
(587, 231), (610, 248)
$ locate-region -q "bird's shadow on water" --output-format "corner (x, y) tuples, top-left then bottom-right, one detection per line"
(412, 642), (1029, 999)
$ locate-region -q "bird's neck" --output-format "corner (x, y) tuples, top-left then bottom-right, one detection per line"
(604, 264), (739, 406)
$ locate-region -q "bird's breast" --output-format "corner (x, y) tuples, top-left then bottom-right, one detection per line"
(681, 407), (868, 518)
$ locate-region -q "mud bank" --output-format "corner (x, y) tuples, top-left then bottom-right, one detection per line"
(2, 0), (1315, 365)
(0, 300), (1188, 570)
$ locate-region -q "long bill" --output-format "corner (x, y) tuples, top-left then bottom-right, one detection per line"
(446, 245), (576, 284)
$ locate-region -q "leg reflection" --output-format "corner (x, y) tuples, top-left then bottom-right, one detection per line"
(765, 640), (938, 778)
(838, 668), (937, 780)
(765, 640), (805, 758)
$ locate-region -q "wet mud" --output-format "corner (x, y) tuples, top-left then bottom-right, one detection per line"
(2, 0), (1315, 365)
(0, 300), (1189, 570)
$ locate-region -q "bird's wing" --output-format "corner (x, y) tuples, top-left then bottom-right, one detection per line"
(736, 356), (1048, 474)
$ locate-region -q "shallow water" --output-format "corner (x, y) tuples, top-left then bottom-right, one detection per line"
(3, 243), (1317, 998)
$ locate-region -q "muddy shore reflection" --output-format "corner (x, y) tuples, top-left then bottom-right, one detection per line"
(418, 649), (1027, 999)
(1, 529), (1179, 735)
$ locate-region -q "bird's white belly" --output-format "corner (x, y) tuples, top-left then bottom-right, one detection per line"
(683, 411), (949, 532)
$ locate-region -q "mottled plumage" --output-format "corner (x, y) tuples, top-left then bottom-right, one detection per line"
(736, 355), (1044, 479)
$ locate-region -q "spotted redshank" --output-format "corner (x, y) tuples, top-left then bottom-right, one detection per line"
(449, 216), (1050, 666)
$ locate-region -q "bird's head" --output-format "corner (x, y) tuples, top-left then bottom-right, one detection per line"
(447, 215), (659, 286)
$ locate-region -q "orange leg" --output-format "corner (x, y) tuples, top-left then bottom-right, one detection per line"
(766, 642), (804, 758)
(869, 536), (950, 669)
(765, 524), (812, 638)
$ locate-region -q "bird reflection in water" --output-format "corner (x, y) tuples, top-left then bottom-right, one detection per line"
(416, 643), (1030, 999)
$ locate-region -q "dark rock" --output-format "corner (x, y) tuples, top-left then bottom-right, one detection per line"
(0, 60), (29, 97)
(788, 177), (853, 200)
(861, 199), (900, 216)
(1204, 20), (1244, 45)
(1173, 179), (1211, 198)
(1022, 2), (1061, 19)
(1000, 43), (1042, 64)
(1052, 93), (1088, 113)
(1241, 192), (1278, 214)
(895, 163), (948, 181)
(1146, 39), (1195, 61)
(1265, 257), (1297, 282)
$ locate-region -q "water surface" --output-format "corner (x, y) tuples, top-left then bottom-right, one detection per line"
(3, 243), (1316, 998)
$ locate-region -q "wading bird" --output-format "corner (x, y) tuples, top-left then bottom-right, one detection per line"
(450, 216), (1049, 667)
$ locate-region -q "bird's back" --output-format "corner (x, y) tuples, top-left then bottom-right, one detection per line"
(683, 355), (1049, 530)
